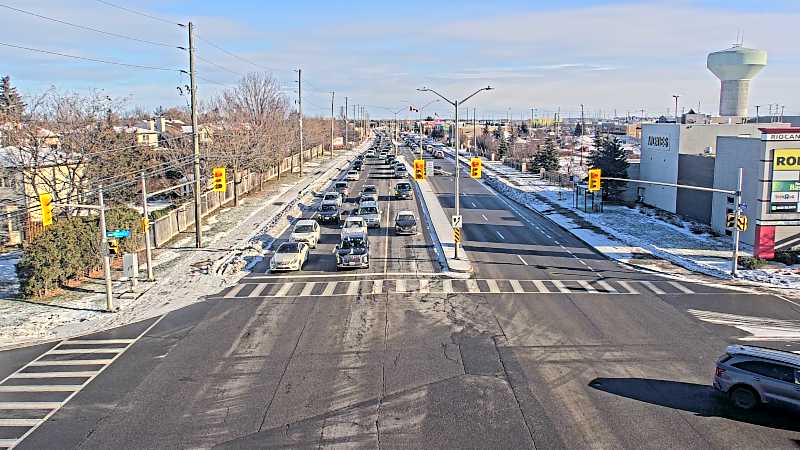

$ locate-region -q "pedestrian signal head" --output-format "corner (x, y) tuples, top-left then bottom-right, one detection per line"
(413, 159), (425, 180)
(470, 157), (482, 179)
(212, 167), (226, 192)
(588, 168), (601, 192)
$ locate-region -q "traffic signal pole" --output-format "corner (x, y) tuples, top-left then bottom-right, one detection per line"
(454, 99), (460, 259)
(98, 186), (114, 312)
(731, 168), (743, 277)
(141, 173), (155, 282)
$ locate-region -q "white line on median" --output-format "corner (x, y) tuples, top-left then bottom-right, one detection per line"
(496, 231), (505, 240)
(517, 255), (529, 266)
(482, 214), (488, 222)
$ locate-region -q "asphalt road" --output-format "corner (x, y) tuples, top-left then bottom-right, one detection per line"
(2, 135), (800, 449)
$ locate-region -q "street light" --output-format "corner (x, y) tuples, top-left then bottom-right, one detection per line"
(417, 85), (493, 259)
(412, 99), (440, 154)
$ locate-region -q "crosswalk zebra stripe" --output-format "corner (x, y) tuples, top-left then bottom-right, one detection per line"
(372, 279), (383, 295)
(0, 385), (81, 392)
(322, 282), (337, 296)
(0, 402), (62, 410)
(274, 282), (294, 297)
(640, 281), (666, 295)
(11, 371), (97, 379)
(486, 279), (500, 293)
(0, 419), (40, 426)
(466, 279), (480, 293)
(62, 339), (135, 345)
(346, 281), (359, 296)
(28, 360), (114, 366)
(577, 280), (598, 293)
(668, 281), (695, 294)
(419, 279), (430, 294)
(551, 280), (571, 294)
(224, 283), (248, 298)
(509, 279), (524, 293)
(532, 280), (550, 293)
(617, 281), (640, 294)
(301, 282), (317, 296)
(395, 279), (407, 293)
(596, 280), (618, 293)
(443, 279), (453, 294)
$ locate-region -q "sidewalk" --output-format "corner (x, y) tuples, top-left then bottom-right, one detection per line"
(0, 143), (366, 349)
(478, 159), (800, 290)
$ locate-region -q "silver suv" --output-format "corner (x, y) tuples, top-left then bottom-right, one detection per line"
(713, 344), (800, 410)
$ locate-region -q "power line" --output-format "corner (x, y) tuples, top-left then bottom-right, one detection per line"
(92, 0), (183, 27)
(194, 53), (243, 78)
(0, 41), (179, 72)
(193, 32), (284, 74)
(0, 3), (180, 49)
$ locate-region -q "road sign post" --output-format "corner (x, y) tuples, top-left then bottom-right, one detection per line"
(732, 168), (743, 277)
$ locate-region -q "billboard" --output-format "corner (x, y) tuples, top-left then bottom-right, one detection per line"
(770, 149), (800, 213)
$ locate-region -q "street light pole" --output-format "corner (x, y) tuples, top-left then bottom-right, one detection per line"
(417, 86), (493, 260)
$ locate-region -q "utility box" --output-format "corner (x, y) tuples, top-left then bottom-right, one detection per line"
(123, 253), (139, 281)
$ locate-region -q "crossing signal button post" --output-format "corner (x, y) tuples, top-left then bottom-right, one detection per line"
(470, 157), (482, 179)
(413, 159), (425, 180)
(212, 167), (227, 192)
(588, 168), (601, 192)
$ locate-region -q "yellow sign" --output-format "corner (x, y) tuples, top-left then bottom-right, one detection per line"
(212, 167), (227, 192)
(39, 193), (54, 227)
(413, 159), (425, 180)
(470, 157), (482, 179)
(773, 149), (800, 171)
(141, 217), (150, 232)
(453, 227), (462, 243)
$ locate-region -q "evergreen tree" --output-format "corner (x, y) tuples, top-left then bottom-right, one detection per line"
(588, 136), (629, 200)
(534, 136), (560, 172)
(492, 126), (502, 140)
(573, 123), (583, 136)
(520, 122), (529, 135)
(498, 136), (509, 156)
(0, 76), (25, 119)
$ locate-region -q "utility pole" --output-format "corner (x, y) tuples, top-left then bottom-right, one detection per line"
(297, 68), (303, 176)
(98, 186), (113, 312)
(344, 96), (349, 149)
(755, 105), (760, 124)
(673, 94), (680, 123)
(580, 104), (585, 167)
(330, 91), (335, 157)
(731, 168), (744, 277)
(140, 173), (154, 281)
(188, 21), (202, 248)
(473, 107), (477, 154)
(454, 99), (461, 258)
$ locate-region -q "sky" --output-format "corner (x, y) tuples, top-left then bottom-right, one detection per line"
(2, 0), (799, 120)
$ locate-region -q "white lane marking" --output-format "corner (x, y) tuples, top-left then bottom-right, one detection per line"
(517, 255), (529, 266)
(596, 280), (618, 293)
(419, 279), (430, 294)
(553, 240), (560, 245)
(62, 339), (135, 345)
(640, 281), (666, 295)
(689, 309), (800, 342)
(300, 282), (317, 296)
(28, 360), (113, 366)
(11, 371), (97, 378)
(496, 231), (505, 240)
(618, 281), (640, 294)
(577, 280), (598, 293)
(395, 279), (407, 293)
(552, 280), (571, 294)
(0, 385), (81, 392)
(274, 282), (294, 297)
(246, 271), (441, 280)
(0, 402), (62, 410)
(486, 279), (500, 293)
(224, 283), (248, 298)
(532, 280), (550, 293)
(669, 281), (695, 294)
(509, 279), (525, 293)
(0, 419), (40, 426)
(383, 201), (392, 274)
(443, 279), (453, 294)
(372, 279), (383, 294)
(544, 234), (552, 239)
(470, 201), (477, 207)
(482, 214), (488, 222)
(323, 283), (339, 299)
(346, 281), (360, 296)
(466, 279), (480, 293)
(46, 348), (123, 355)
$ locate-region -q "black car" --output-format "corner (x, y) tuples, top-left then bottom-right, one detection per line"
(316, 202), (341, 224)
(394, 182), (413, 200)
(353, 160), (363, 171)
(336, 232), (370, 270)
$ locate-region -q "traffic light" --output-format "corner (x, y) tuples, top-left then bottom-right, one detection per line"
(39, 193), (54, 227)
(107, 238), (120, 256)
(588, 168), (601, 192)
(470, 157), (482, 179)
(727, 213), (748, 231)
(413, 159), (425, 180)
(212, 167), (226, 192)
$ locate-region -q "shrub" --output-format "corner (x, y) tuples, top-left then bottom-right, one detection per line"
(738, 256), (768, 270)
(773, 251), (799, 266)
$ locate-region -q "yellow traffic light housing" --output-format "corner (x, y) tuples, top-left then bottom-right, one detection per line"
(588, 168), (601, 192)
(470, 157), (482, 179)
(108, 238), (120, 256)
(39, 192), (54, 227)
(212, 167), (227, 192)
(413, 159), (425, 180)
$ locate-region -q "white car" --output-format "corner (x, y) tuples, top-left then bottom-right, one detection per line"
(365, 150), (376, 158)
(356, 201), (382, 228)
(290, 219), (321, 248)
(341, 216), (368, 238)
(270, 242), (310, 272)
(359, 193), (379, 204)
(346, 170), (360, 181)
(322, 191), (342, 207)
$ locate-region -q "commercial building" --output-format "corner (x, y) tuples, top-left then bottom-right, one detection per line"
(712, 128), (800, 257)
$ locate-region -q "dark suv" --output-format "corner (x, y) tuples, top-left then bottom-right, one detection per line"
(394, 182), (413, 200)
(316, 201), (341, 224)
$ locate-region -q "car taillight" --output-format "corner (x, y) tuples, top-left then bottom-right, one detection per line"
(715, 367), (726, 377)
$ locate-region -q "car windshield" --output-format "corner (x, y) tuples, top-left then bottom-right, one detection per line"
(345, 220), (363, 228)
(277, 243), (301, 253)
(363, 187), (376, 193)
(359, 207), (378, 215)
(324, 194), (338, 199)
(294, 225), (314, 233)
(335, 182), (347, 188)
(397, 214), (415, 222)
(340, 238), (366, 250)
(397, 184), (410, 190)
(321, 205), (337, 212)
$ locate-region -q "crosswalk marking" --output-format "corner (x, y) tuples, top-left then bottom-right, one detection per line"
(419, 279), (430, 294)
(532, 280), (550, 293)
(274, 282), (294, 297)
(618, 281), (640, 294)
(11, 371), (97, 379)
(224, 283), (248, 298)
(640, 281), (666, 295)
(47, 348), (124, 355)
(0, 419), (40, 427)
(668, 281), (695, 294)
(577, 280), (598, 293)
(552, 280), (571, 294)
(0, 402), (63, 410)
(0, 385), (81, 392)
(217, 278), (704, 299)
(301, 282), (317, 296)
(28, 359), (114, 366)
(596, 280), (618, 294)
(322, 282), (337, 296)
(62, 339), (135, 345)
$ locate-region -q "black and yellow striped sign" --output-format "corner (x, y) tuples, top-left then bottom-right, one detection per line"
(453, 227), (462, 243)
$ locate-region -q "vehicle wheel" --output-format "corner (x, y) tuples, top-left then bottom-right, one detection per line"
(729, 386), (759, 410)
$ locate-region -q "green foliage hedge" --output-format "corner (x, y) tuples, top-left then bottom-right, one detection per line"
(17, 207), (145, 298)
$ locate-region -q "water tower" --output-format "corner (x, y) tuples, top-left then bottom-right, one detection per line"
(707, 45), (767, 117)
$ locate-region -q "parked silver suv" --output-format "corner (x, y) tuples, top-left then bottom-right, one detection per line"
(713, 344), (800, 410)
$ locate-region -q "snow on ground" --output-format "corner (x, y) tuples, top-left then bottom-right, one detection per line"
(0, 143), (366, 349)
